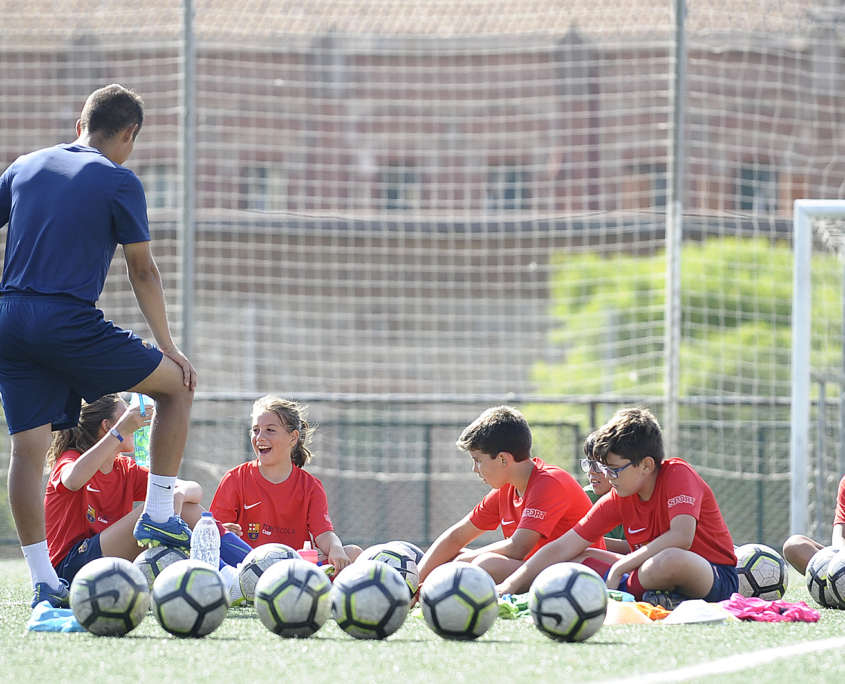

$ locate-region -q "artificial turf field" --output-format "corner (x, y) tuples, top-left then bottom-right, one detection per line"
(3, 559), (845, 684)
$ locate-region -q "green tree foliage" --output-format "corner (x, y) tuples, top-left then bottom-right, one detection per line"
(528, 237), (842, 425)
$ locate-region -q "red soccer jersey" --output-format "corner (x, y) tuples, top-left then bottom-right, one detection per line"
(834, 476), (845, 526)
(45, 450), (148, 566)
(573, 458), (736, 566)
(210, 460), (334, 549)
(469, 458), (605, 558)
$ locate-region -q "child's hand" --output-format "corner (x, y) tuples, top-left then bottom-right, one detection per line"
(328, 548), (352, 571)
(222, 522), (243, 537)
(114, 405), (152, 436)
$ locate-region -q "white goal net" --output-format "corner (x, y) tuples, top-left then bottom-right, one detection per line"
(0, 0), (843, 547)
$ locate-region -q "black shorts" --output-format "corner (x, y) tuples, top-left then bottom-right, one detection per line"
(0, 293), (162, 433)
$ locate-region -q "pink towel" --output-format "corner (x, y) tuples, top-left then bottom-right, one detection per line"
(718, 592), (820, 623)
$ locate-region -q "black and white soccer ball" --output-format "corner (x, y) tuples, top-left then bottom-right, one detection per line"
(528, 562), (607, 642)
(70, 557), (150, 636)
(391, 540), (424, 565)
(238, 543), (302, 604)
(330, 560), (410, 639)
(825, 548), (845, 608)
(735, 543), (789, 600)
(133, 546), (189, 589)
(151, 559), (229, 637)
(806, 546), (841, 609)
(419, 562), (498, 640)
(254, 558), (332, 638)
(359, 543), (420, 595)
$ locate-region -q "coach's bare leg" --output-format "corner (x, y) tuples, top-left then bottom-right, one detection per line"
(130, 355), (194, 476)
(8, 425), (52, 545)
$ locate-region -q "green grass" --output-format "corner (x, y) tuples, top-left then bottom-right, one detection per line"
(2, 561), (845, 684)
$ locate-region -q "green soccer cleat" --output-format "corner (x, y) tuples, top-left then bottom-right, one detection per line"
(133, 513), (192, 551)
(31, 580), (70, 609)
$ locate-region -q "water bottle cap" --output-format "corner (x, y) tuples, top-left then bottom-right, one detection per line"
(303, 541), (312, 550)
(201, 511), (213, 517)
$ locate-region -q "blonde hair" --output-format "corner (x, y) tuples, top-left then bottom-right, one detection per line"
(252, 395), (315, 468)
(47, 394), (122, 470)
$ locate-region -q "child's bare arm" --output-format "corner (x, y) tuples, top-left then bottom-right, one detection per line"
(315, 531), (351, 570)
(604, 514), (697, 589)
(496, 528), (592, 595)
(456, 528), (540, 563)
(834, 523), (845, 548)
(417, 516), (484, 582)
(61, 405), (148, 491)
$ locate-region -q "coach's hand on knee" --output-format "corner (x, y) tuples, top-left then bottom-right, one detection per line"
(162, 345), (197, 390)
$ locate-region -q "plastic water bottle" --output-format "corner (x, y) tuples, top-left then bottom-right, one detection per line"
(299, 541), (319, 564)
(130, 393), (154, 467)
(191, 512), (221, 569)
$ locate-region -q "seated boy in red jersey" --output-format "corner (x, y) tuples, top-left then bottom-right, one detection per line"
(782, 474), (845, 574)
(497, 407), (738, 609)
(417, 405), (603, 584)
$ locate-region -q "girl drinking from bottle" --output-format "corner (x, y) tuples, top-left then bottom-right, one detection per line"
(45, 394), (251, 586)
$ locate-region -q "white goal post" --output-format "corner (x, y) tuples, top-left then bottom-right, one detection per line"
(791, 200), (845, 537)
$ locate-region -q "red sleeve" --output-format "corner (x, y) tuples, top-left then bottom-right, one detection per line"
(662, 464), (705, 521)
(835, 476), (845, 526)
(468, 488), (502, 531)
(210, 468), (242, 525)
(127, 460), (149, 501)
(573, 495), (622, 543)
(50, 452), (76, 494)
(517, 473), (572, 538)
(306, 477), (334, 538)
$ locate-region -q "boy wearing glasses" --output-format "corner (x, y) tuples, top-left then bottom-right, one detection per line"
(581, 433), (627, 553)
(498, 407), (737, 609)
(417, 405), (602, 584)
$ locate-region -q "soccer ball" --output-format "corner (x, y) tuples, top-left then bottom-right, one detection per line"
(825, 549), (845, 608)
(151, 560), (229, 637)
(392, 540), (424, 565)
(735, 543), (789, 600)
(806, 546), (841, 608)
(528, 562), (607, 642)
(239, 543), (302, 604)
(359, 542), (420, 595)
(254, 558), (332, 637)
(70, 557), (150, 636)
(419, 562), (498, 640)
(330, 560), (410, 639)
(133, 546), (189, 589)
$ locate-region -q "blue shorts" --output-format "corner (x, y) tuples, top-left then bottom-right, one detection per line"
(0, 293), (162, 433)
(703, 561), (739, 602)
(55, 534), (103, 584)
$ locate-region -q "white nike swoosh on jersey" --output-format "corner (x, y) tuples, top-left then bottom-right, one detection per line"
(244, 502), (261, 510)
(86, 485), (100, 493)
(502, 520), (516, 525)
(627, 526), (647, 534)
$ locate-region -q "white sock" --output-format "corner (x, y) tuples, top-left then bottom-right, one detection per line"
(22, 540), (60, 588)
(219, 562), (238, 588)
(143, 474), (176, 522)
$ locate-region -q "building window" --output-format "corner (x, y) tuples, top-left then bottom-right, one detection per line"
(138, 164), (177, 209)
(382, 164), (421, 211)
(622, 164), (667, 210)
(486, 165), (531, 211)
(738, 166), (778, 213)
(243, 166), (288, 212)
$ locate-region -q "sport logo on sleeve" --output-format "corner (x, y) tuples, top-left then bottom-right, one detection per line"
(522, 508), (547, 520)
(667, 495), (696, 508)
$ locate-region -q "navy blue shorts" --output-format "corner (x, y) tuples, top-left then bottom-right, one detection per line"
(0, 293), (162, 433)
(55, 534), (103, 584)
(703, 561), (739, 602)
